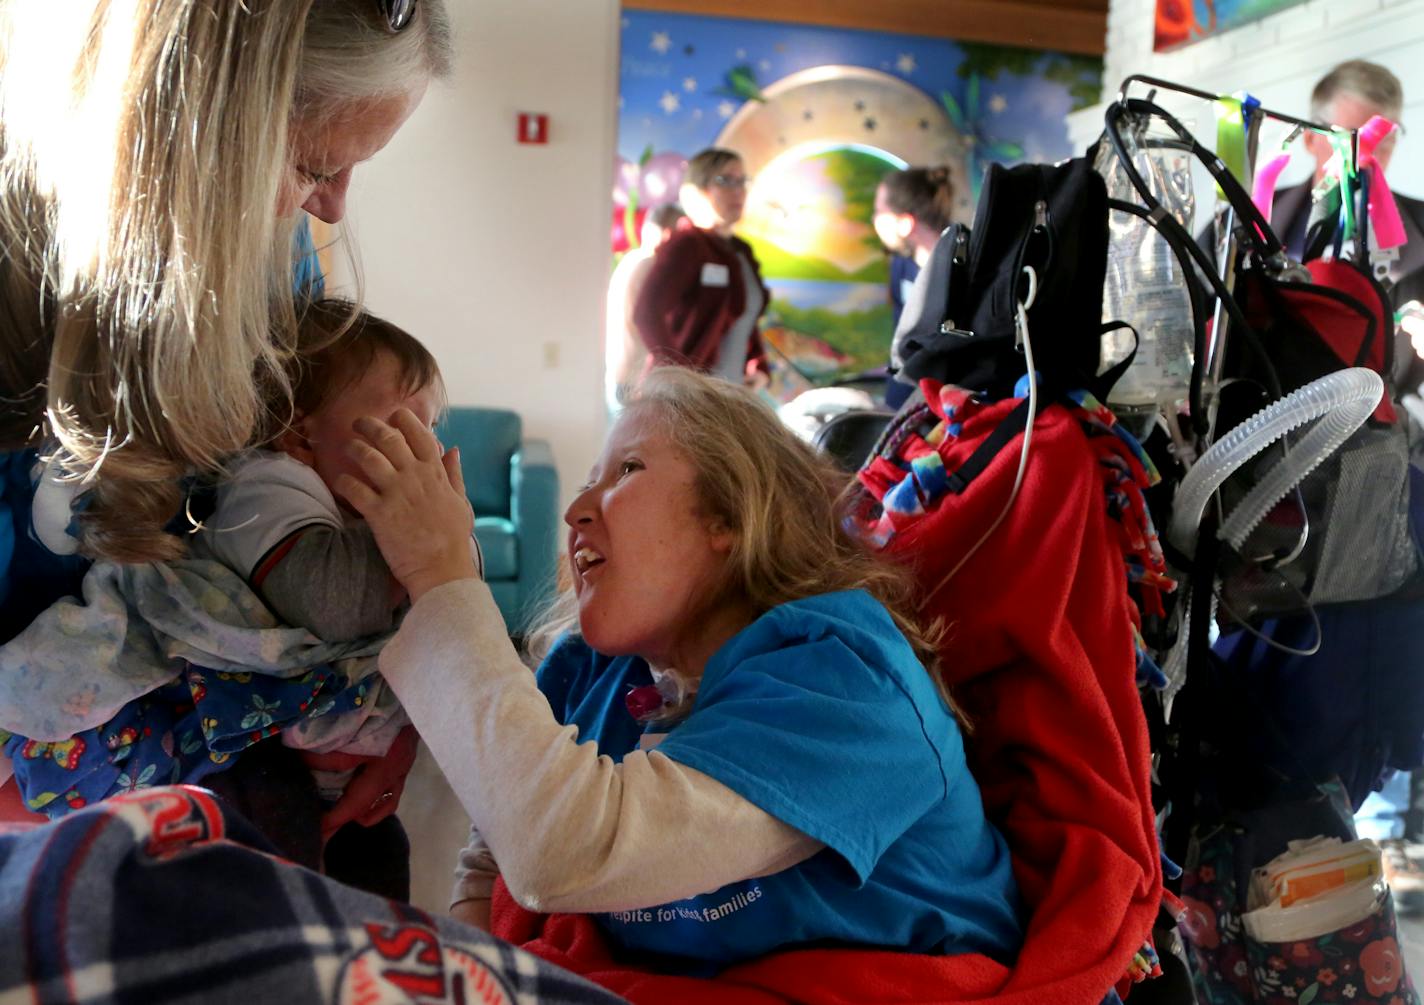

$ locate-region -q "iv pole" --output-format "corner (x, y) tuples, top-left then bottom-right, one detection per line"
(1115, 74), (1359, 444)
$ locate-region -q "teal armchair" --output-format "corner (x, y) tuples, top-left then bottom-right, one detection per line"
(438, 407), (560, 635)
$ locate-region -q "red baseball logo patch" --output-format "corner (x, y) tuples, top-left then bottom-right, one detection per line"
(107, 785), (225, 859)
(336, 924), (515, 1005)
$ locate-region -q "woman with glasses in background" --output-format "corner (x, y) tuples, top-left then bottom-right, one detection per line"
(632, 148), (772, 389)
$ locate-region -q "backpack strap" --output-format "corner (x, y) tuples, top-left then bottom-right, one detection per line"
(1094, 320), (1141, 402)
(1109, 97), (1285, 262)
(943, 397), (1037, 495)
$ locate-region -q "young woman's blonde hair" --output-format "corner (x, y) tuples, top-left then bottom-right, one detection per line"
(0, 0), (451, 563)
(529, 367), (948, 710)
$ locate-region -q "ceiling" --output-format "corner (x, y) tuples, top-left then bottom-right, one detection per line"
(620, 0), (1110, 56)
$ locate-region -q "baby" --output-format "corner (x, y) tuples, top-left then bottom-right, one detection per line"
(194, 298), (479, 799)
(1, 300), (473, 898)
(202, 299), (457, 653)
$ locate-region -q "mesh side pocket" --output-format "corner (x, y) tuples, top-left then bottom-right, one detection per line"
(1219, 423), (1417, 625)
(1312, 427), (1417, 605)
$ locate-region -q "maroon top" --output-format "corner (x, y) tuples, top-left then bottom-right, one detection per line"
(631, 226), (770, 377)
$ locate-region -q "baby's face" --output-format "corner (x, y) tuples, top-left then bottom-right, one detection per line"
(290, 351), (444, 506)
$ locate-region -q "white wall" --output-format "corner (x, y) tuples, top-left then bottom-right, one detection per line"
(330, 0), (621, 510)
(1070, 0), (1424, 197)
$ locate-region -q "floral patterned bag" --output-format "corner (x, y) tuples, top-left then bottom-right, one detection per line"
(1178, 785), (1418, 1004)
(1242, 895), (1415, 1004)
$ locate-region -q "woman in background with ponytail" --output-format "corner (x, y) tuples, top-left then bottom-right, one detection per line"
(872, 166), (956, 407)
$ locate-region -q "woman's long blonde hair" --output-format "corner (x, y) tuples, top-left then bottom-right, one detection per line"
(529, 368), (947, 706)
(0, 0), (451, 562)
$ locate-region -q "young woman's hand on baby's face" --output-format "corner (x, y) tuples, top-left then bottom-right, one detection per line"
(335, 408), (478, 602)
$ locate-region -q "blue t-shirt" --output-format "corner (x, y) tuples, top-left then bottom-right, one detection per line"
(535, 589), (1022, 970)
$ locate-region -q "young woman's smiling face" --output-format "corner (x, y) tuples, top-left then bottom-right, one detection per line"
(564, 409), (746, 672)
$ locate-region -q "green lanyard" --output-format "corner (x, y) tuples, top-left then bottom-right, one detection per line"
(1214, 97), (1247, 201)
(1326, 129), (1359, 240)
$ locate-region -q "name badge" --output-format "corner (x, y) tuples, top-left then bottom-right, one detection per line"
(700, 262), (731, 287)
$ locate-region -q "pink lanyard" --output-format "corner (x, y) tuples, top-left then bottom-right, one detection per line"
(1357, 115), (1406, 251)
(1251, 115), (1406, 252)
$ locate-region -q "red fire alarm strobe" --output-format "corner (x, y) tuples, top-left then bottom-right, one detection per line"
(518, 113), (549, 145)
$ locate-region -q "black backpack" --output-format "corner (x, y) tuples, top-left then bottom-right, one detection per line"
(896, 157), (1112, 400)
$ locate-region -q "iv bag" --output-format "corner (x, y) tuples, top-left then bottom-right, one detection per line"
(1094, 120), (1198, 410)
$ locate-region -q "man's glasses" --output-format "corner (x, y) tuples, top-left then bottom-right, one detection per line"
(710, 174), (750, 191)
(377, 0), (417, 32)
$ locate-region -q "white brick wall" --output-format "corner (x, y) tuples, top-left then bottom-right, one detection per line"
(1071, 0), (1424, 198)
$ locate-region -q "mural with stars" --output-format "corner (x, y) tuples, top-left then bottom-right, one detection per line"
(615, 10), (1102, 394)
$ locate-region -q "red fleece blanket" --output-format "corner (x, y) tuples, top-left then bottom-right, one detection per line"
(493, 395), (1161, 1004)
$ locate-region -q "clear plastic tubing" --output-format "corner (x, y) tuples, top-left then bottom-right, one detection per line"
(1160, 368), (1380, 708)
(1168, 367), (1383, 555)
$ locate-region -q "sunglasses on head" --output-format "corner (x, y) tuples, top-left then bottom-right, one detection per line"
(376, 0), (417, 32)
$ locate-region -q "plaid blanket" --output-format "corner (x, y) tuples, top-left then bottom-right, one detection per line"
(0, 785), (624, 1005)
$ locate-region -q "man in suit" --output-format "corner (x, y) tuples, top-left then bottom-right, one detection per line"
(1276, 61), (1424, 392)
(1274, 61), (1424, 284)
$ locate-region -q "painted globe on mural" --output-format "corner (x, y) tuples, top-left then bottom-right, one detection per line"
(738, 144), (904, 395)
(716, 65), (973, 222)
(707, 66), (973, 396)
(612, 14), (1101, 400)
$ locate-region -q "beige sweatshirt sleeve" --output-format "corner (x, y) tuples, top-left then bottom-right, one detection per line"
(380, 579), (822, 915)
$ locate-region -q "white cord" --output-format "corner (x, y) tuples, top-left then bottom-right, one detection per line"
(926, 267), (1039, 597)
(181, 488), (260, 536)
